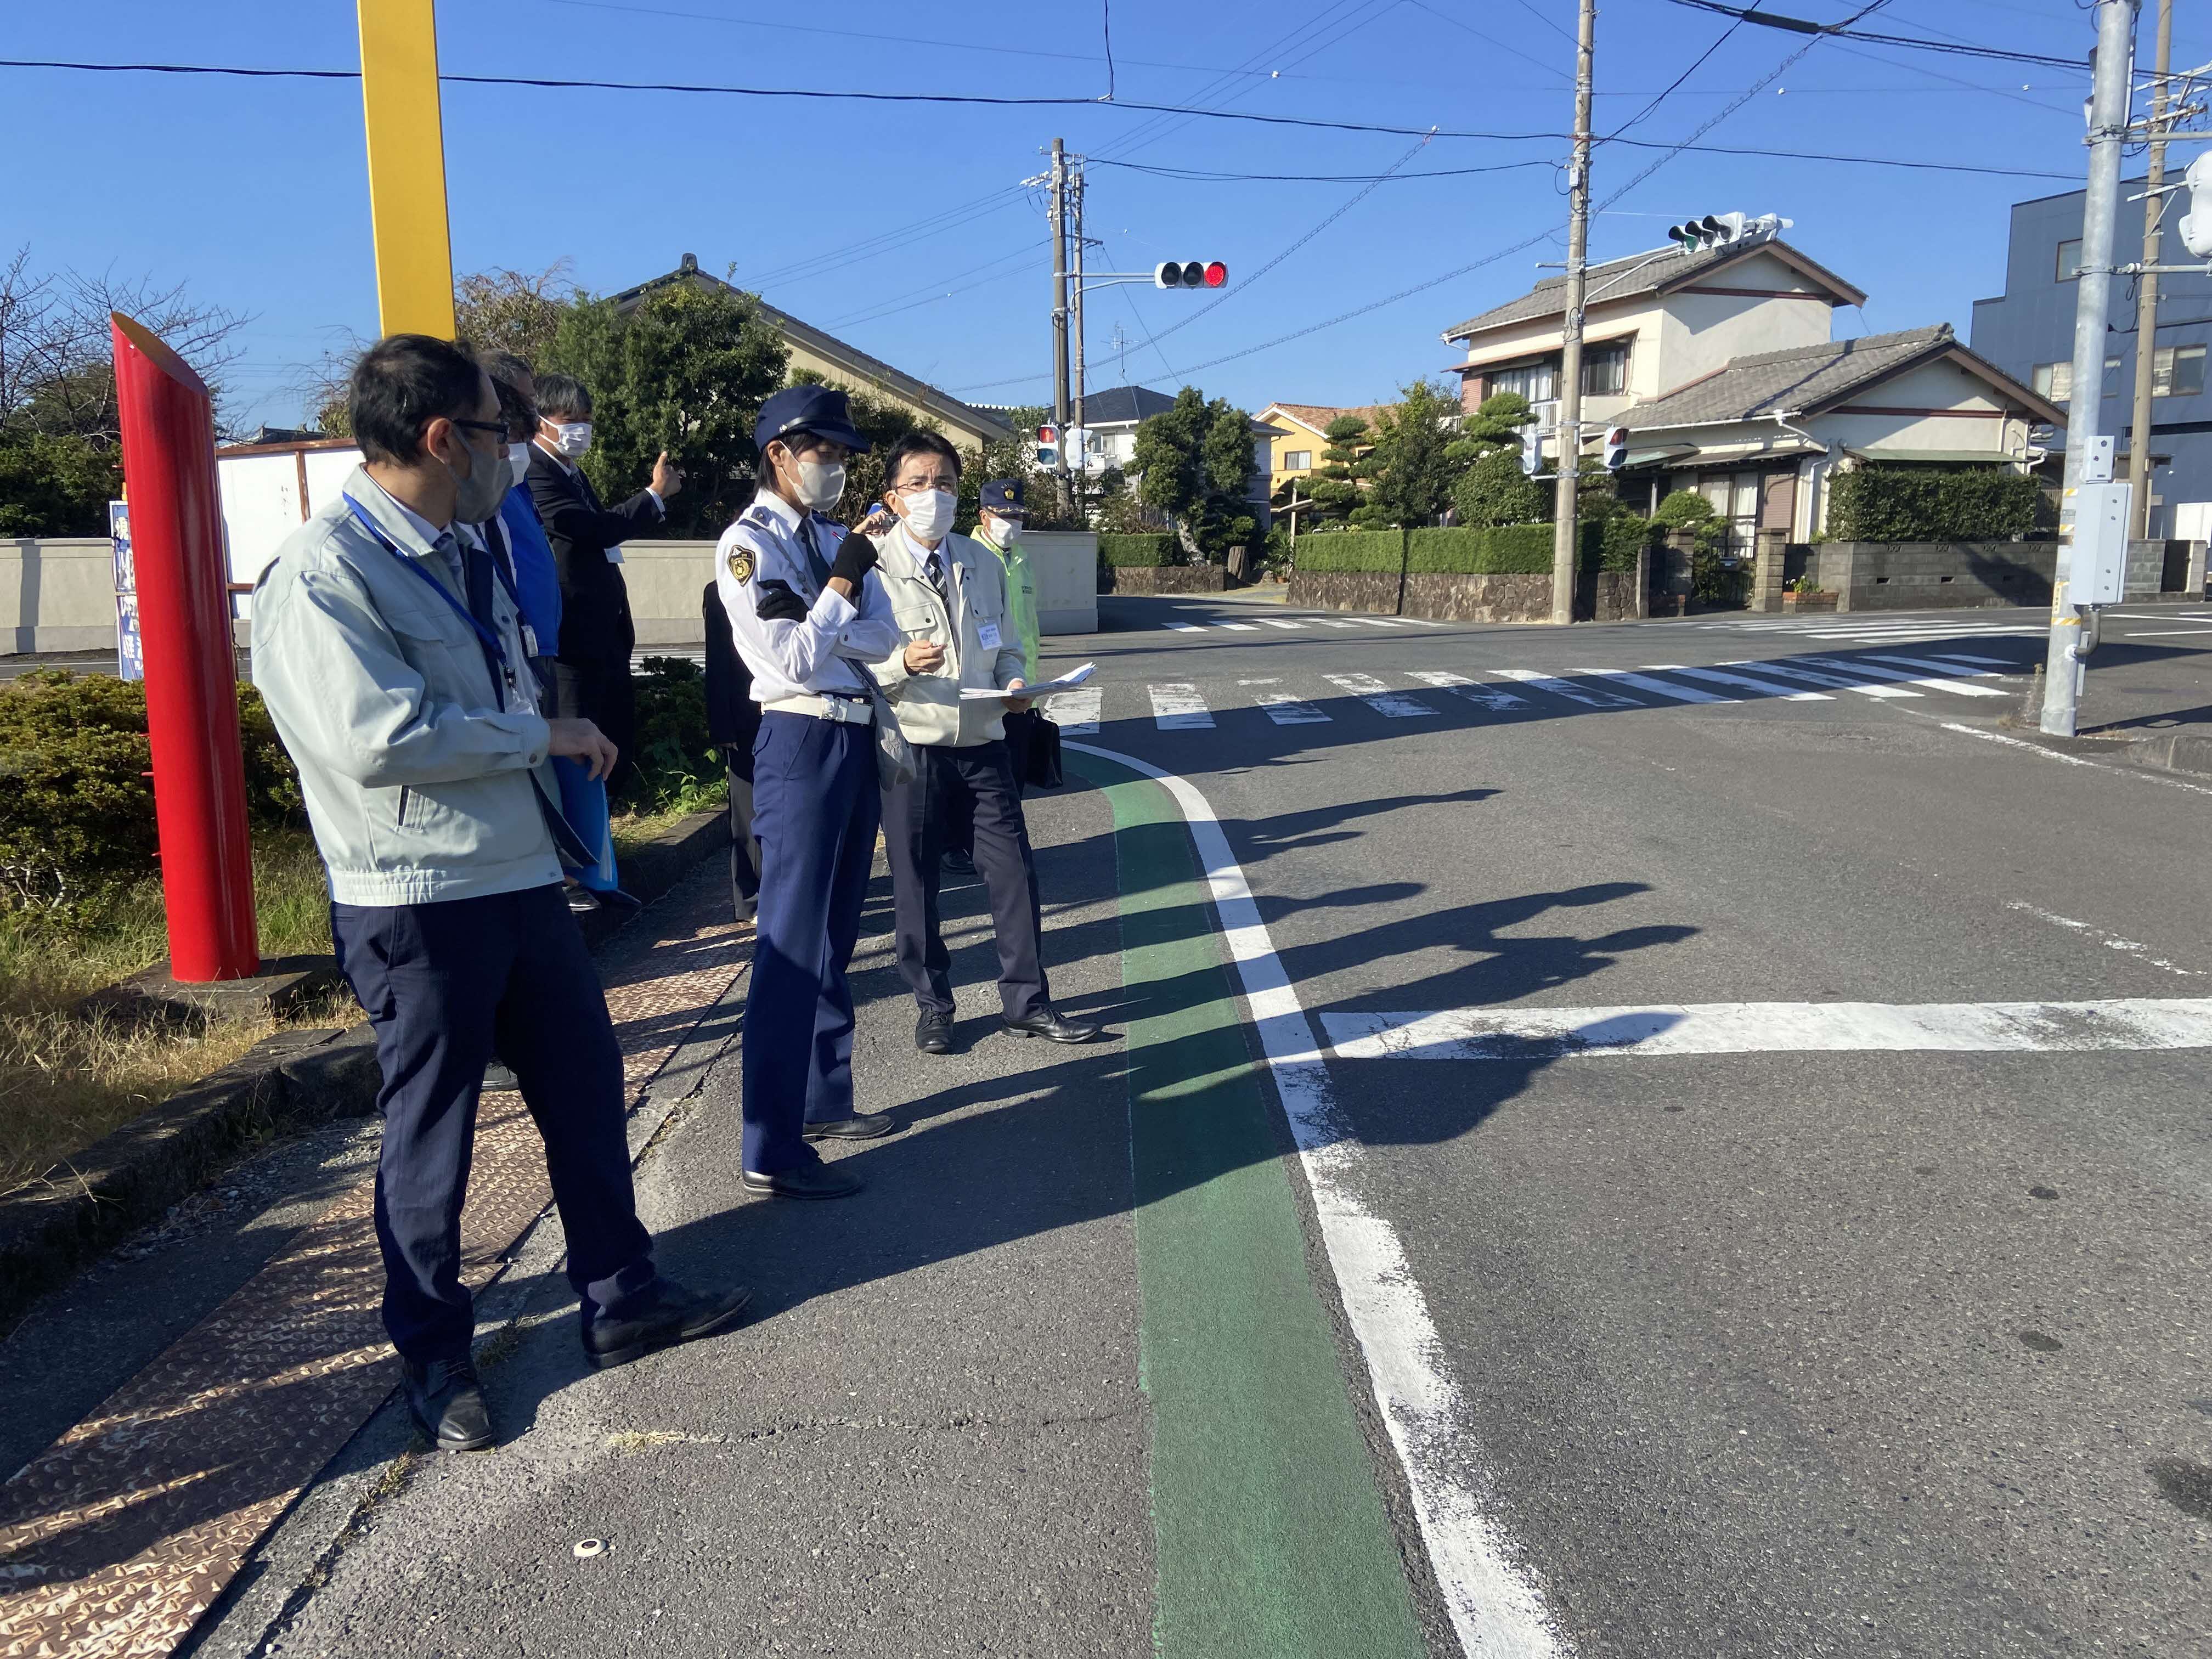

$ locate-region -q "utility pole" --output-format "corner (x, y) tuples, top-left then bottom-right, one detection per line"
(2128, 0), (2173, 540)
(2041, 0), (2140, 737)
(1071, 161), (1088, 520)
(1049, 137), (1073, 516)
(1549, 0), (1596, 627)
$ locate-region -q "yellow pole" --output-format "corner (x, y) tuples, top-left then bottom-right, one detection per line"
(357, 0), (456, 338)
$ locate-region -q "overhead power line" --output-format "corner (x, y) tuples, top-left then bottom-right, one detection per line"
(1093, 146), (2075, 183)
(1658, 0), (2085, 70)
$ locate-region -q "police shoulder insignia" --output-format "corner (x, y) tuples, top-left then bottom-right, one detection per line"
(726, 544), (755, 583)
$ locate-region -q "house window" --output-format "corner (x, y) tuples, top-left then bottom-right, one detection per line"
(1485, 359), (1557, 404)
(2032, 356), (2122, 402)
(1582, 340), (1630, 396)
(2153, 343), (2207, 397)
(1283, 449), (1312, 469)
(2056, 239), (2083, 281)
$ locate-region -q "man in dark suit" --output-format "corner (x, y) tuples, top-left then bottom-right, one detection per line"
(526, 373), (683, 794)
(702, 580), (761, 921)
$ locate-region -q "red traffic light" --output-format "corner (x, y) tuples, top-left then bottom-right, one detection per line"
(1203, 261), (1228, 288)
(1038, 424), (1059, 443)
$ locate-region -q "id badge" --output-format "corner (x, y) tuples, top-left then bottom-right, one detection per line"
(977, 621), (1002, 650)
(520, 622), (540, 659)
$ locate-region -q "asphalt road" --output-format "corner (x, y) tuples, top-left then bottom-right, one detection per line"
(171, 597), (2211, 1658)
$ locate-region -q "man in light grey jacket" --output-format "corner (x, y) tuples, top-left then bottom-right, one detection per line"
(869, 432), (1102, 1056)
(252, 334), (747, 1453)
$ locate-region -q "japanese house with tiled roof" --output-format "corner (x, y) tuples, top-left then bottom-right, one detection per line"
(1440, 231), (2063, 548)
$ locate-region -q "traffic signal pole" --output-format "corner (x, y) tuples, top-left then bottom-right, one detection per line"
(1049, 138), (1073, 516)
(1549, 0), (1596, 627)
(1071, 163), (1087, 506)
(2041, 0), (2141, 737)
(2127, 0), (2173, 541)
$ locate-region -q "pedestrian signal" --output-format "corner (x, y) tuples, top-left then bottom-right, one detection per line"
(1602, 425), (1630, 471)
(1154, 261), (1229, 289)
(2181, 151), (2212, 259)
(1036, 422), (1059, 467)
(1519, 419), (1544, 478)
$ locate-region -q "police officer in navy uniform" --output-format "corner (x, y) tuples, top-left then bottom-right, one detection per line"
(716, 386), (908, 1199)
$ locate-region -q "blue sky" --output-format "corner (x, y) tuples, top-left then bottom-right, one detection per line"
(8, 0), (2199, 432)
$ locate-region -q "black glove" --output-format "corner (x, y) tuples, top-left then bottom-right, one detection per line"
(828, 528), (879, 588)
(754, 579), (807, 623)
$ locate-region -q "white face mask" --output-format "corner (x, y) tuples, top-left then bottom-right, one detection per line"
(986, 515), (1023, 546)
(791, 459), (846, 511)
(545, 420), (592, 459)
(899, 487), (957, 544)
(507, 442), (532, 484)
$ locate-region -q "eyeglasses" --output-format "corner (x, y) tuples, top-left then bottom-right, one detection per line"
(452, 418), (511, 444)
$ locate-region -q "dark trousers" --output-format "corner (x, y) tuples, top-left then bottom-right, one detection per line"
(330, 884), (656, 1364)
(883, 738), (1048, 1023)
(726, 754), (760, 921)
(554, 654), (637, 794)
(942, 709), (1030, 859)
(742, 712), (879, 1172)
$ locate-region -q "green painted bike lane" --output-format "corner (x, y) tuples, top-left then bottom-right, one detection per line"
(1079, 753), (1429, 1659)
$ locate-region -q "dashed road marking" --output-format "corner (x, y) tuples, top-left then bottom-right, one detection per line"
(1322, 673), (1437, 718)
(1149, 683), (1214, 729)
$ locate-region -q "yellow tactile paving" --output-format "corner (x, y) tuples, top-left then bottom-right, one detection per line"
(0, 898), (750, 1658)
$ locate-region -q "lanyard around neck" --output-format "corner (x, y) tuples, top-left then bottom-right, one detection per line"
(343, 495), (515, 709)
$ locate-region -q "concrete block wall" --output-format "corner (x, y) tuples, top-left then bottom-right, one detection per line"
(2, 538), (118, 652)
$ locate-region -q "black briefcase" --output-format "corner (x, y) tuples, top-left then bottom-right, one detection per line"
(1025, 710), (1065, 789)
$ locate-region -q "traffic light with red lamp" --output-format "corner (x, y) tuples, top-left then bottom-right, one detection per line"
(1153, 261), (1229, 289)
(1036, 423), (1059, 467)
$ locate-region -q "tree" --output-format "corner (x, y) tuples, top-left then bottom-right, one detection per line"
(1131, 386), (1257, 560)
(1447, 392), (1543, 528)
(1351, 379), (1459, 529)
(1303, 414), (1370, 529)
(455, 261), (574, 364)
(0, 246), (250, 534)
(541, 281), (788, 537)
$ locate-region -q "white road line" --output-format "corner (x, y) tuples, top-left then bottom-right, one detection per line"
(1316, 618), (1365, 629)
(1373, 616), (1432, 627)
(2004, 901), (2204, 978)
(1148, 683), (1214, 729)
(1650, 663), (1830, 701)
(2119, 628), (2212, 638)
(1323, 998), (2212, 1060)
(1582, 667), (1734, 704)
(1725, 659), (1919, 699)
(1864, 653), (2001, 679)
(1063, 740), (1566, 1659)
(1324, 672), (1438, 718)
(1164, 623), (1207, 634)
(1923, 653), (2022, 669)
(1217, 623), (1261, 632)
(2107, 611), (2212, 620)
(1053, 686), (1102, 733)
(1798, 655), (2006, 698)
(1939, 721), (2212, 798)
(1350, 617), (1403, 629)
(1258, 619), (1308, 630)
(1492, 668), (1640, 708)
(1407, 669), (1528, 710)
(1254, 692), (1332, 724)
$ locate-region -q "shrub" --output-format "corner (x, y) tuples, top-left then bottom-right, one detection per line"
(1294, 529), (1406, 574)
(1452, 447), (1545, 528)
(1691, 551), (1750, 607)
(1406, 523), (1608, 574)
(1097, 532), (1181, 568)
(1825, 464), (2041, 543)
(627, 657), (720, 812)
(1600, 514), (1655, 573)
(1651, 489), (1725, 554)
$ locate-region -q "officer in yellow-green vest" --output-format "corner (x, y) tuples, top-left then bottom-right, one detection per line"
(941, 479), (1039, 875)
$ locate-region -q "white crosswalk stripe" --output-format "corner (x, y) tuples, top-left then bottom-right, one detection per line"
(1149, 683), (1214, 729)
(1927, 653), (2024, 669)
(1164, 622), (1207, 633)
(1052, 686), (1102, 733)
(1649, 663), (1831, 701)
(1723, 658), (1920, 698)
(1323, 673), (1437, 717)
(1798, 654), (2006, 698)
(1244, 679), (1332, 724)
(1582, 667), (1733, 704)
(1492, 668), (1641, 708)
(1217, 622), (1260, 632)
(1258, 619), (1307, 630)
(1864, 653), (2004, 680)
(1407, 669), (1527, 710)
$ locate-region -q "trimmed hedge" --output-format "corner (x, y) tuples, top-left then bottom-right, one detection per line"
(1405, 522), (1615, 574)
(1826, 464), (2040, 543)
(1098, 532), (1182, 567)
(1293, 529), (1406, 574)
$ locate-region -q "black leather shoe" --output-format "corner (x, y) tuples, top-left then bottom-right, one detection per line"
(803, 1111), (896, 1141)
(401, 1356), (493, 1452)
(565, 884), (600, 915)
(583, 1277), (753, 1370)
(482, 1059), (520, 1093)
(742, 1160), (864, 1199)
(941, 847), (975, 876)
(1004, 1008), (1103, 1044)
(594, 888), (645, 913)
(915, 1010), (953, 1054)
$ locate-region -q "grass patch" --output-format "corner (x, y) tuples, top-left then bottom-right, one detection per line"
(0, 832), (342, 1194)
(610, 776), (728, 865)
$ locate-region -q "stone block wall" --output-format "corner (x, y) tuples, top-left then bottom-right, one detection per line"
(1286, 569), (1403, 614)
(1098, 563), (1228, 596)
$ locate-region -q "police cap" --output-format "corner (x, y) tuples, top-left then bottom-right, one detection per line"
(753, 384), (871, 455)
(979, 478), (1026, 514)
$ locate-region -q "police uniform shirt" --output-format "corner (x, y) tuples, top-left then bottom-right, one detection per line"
(714, 488), (903, 703)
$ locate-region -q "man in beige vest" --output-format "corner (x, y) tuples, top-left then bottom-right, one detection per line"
(868, 432), (1103, 1056)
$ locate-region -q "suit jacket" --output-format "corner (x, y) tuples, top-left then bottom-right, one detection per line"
(702, 580), (759, 774)
(526, 443), (662, 664)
